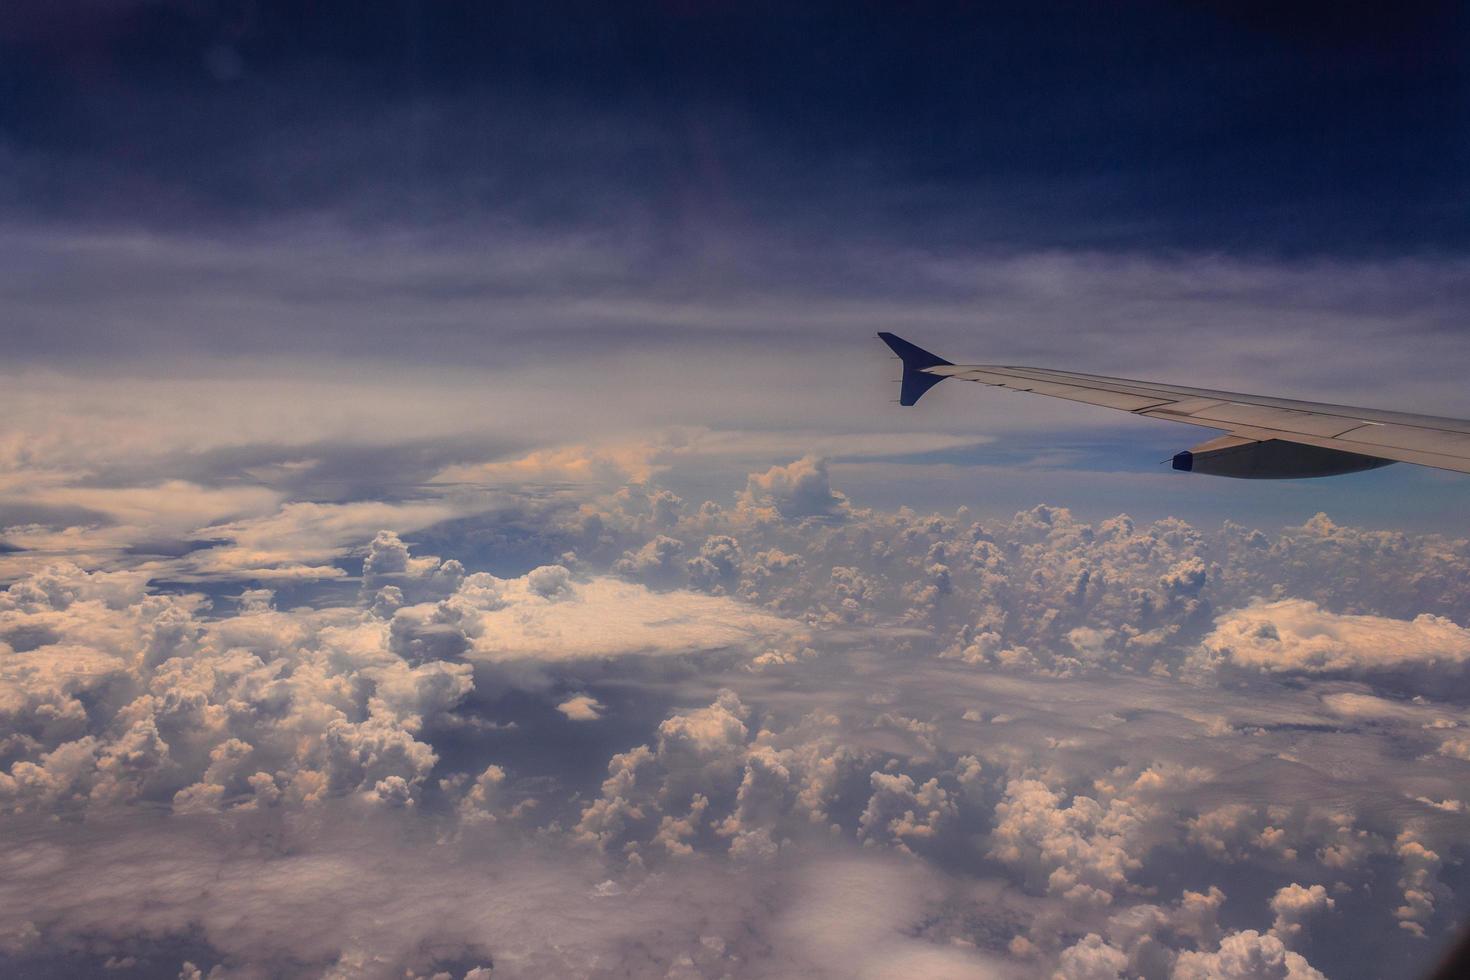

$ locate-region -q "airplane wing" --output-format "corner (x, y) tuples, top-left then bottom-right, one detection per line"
(878, 332), (1470, 479)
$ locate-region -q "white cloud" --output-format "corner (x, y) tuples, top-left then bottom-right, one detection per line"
(857, 770), (956, 852)
(738, 456), (849, 521)
(184, 499), (470, 578)
(1200, 599), (1470, 676)
(0, 481), (283, 559)
(1268, 883), (1334, 943)
(0, 808), (759, 980)
(0, 561), (473, 818)
(1318, 691), (1464, 727)
(764, 856), (1018, 980)
(989, 778), (1154, 907)
(464, 575), (800, 663)
(557, 694), (604, 721)
(1170, 930), (1326, 980)
(432, 441), (667, 488)
(6, 456), (1470, 977)
(1394, 829), (1447, 938)
(1054, 933), (1127, 980)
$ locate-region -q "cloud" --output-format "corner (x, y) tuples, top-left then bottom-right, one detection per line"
(557, 695), (605, 722)
(3, 15), (1470, 972)
(1171, 930), (1326, 980)
(1199, 599), (1470, 678)
(1318, 690), (1464, 727)
(0, 562), (473, 818)
(1054, 933), (1127, 980)
(762, 855), (1019, 980)
(2, 480), (281, 540)
(432, 442), (667, 488)
(0, 807), (753, 980)
(1394, 829), (1447, 938)
(738, 457), (849, 521)
(5, 461), (1470, 977)
(462, 574), (801, 663)
(989, 777), (1155, 907)
(1268, 883), (1334, 942)
(184, 499), (471, 578)
(857, 770), (957, 852)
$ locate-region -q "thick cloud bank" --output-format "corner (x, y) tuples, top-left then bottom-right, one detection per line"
(1201, 599), (1470, 679)
(3, 459), (1470, 978)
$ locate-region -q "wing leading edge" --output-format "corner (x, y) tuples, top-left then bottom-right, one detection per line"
(878, 332), (1470, 479)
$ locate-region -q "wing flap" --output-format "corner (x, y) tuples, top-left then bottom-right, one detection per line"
(1146, 397), (1229, 416)
(1165, 403), (1369, 438)
(1336, 423), (1470, 456)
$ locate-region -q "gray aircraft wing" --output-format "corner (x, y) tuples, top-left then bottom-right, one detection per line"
(878, 332), (1470, 479)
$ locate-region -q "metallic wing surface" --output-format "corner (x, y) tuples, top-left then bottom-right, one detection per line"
(878, 332), (1470, 480)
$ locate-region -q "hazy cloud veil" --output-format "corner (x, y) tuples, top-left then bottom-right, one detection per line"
(3, 3), (1470, 978)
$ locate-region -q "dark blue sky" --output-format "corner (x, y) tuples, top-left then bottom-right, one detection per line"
(3, 0), (1467, 254)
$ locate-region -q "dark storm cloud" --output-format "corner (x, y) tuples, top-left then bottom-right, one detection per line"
(2, 1), (1466, 252)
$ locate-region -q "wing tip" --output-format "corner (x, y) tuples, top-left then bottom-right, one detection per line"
(878, 333), (951, 406)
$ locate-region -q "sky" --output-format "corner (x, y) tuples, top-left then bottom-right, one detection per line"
(3, 3), (1470, 978)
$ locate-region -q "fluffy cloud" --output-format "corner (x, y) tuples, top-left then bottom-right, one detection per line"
(1054, 933), (1127, 980)
(857, 770), (957, 852)
(1200, 599), (1470, 678)
(1171, 930), (1326, 980)
(464, 574), (801, 662)
(989, 778), (1156, 907)
(1268, 883), (1334, 942)
(1394, 829), (1447, 938)
(0, 563), (474, 818)
(4, 459), (1470, 978)
(738, 456), (849, 521)
(557, 694), (605, 721)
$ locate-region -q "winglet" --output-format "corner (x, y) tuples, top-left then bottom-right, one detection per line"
(878, 332), (952, 406)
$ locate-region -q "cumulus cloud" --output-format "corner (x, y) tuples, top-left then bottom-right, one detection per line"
(1054, 933), (1128, 980)
(362, 529), (465, 599)
(989, 777), (1155, 907)
(1171, 930), (1326, 980)
(5, 455), (1470, 978)
(1200, 599), (1470, 679)
(1394, 829), (1447, 938)
(0, 561), (474, 819)
(857, 770), (956, 852)
(1268, 883), (1334, 943)
(738, 456), (849, 521)
(557, 694), (605, 721)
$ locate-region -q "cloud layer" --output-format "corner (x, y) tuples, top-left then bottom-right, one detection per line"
(3, 452), (1470, 978)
